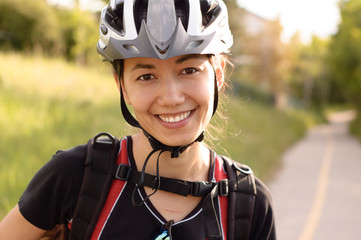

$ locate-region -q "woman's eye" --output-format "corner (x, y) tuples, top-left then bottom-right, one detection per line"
(138, 74), (155, 81)
(181, 68), (198, 75)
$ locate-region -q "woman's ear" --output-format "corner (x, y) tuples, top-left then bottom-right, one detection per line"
(215, 56), (226, 89)
(113, 71), (131, 105)
(113, 71), (121, 91)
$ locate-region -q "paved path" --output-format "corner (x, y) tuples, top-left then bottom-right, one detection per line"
(269, 111), (361, 240)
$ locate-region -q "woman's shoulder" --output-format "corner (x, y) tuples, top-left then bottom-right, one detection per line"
(18, 143), (88, 230)
(254, 177), (273, 203)
(36, 143), (89, 180)
(52, 144), (88, 166)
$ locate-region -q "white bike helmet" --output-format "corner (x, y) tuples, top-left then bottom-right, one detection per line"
(97, 0), (233, 61)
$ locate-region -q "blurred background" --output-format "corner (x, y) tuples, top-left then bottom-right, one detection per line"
(1, 0), (360, 233)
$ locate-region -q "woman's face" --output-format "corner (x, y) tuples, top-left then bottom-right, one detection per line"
(121, 54), (224, 147)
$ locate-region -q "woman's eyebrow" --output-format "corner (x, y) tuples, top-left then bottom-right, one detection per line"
(131, 63), (155, 71)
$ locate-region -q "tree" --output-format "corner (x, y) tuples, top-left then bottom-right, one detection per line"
(0, 0), (62, 55)
(285, 36), (330, 108)
(55, 7), (99, 65)
(328, 0), (361, 109)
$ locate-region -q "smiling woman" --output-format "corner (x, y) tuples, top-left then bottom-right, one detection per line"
(0, 1), (275, 239)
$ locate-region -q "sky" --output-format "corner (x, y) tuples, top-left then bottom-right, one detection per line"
(48, 0), (342, 43)
(237, 0), (341, 42)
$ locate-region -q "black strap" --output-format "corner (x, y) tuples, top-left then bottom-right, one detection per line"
(203, 182), (223, 240)
(222, 156), (257, 240)
(70, 132), (119, 240)
(143, 130), (204, 158)
(114, 163), (228, 197)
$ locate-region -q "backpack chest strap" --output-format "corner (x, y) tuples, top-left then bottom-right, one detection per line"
(114, 164), (229, 197)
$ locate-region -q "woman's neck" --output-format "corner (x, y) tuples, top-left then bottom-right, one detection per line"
(131, 132), (210, 182)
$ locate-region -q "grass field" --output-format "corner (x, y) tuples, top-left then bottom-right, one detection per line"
(0, 52), (318, 219)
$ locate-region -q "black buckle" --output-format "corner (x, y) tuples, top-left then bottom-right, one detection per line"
(190, 181), (215, 197)
(218, 179), (229, 196)
(115, 164), (131, 181)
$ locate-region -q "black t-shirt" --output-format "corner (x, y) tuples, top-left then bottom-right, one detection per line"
(19, 136), (276, 239)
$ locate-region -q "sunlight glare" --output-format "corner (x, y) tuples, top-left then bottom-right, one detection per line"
(238, 0), (341, 42)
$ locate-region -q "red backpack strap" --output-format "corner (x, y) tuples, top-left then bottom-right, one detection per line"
(70, 132), (119, 240)
(221, 156), (257, 240)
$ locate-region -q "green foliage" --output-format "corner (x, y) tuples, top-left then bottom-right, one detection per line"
(350, 113), (361, 140)
(0, 0), (62, 54)
(0, 52), (315, 219)
(0, 0), (100, 64)
(285, 36), (330, 107)
(55, 8), (99, 64)
(328, 0), (361, 107)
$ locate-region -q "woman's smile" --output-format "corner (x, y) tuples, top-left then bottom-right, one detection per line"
(156, 109), (195, 129)
(157, 110), (192, 123)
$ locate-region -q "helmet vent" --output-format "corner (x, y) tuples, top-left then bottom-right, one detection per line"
(134, 0), (149, 33)
(156, 45), (170, 54)
(123, 44), (140, 54)
(105, 1), (125, 35)
(174, 0), (189, 30)
(200, 0), (221, 29)
(100, 24), (108, 35)
(186, 40), (204, 50)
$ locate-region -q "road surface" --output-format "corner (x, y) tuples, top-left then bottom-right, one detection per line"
(269, 110), (361, 240)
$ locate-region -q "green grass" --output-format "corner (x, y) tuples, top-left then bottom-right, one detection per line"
(350, 112), (361, 140)
(0, 52), (317, 219)
(209, 100), (316, 181)
(0, 52), (128, 218)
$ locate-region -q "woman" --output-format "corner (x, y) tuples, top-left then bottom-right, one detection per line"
(0, 0), (276, 239)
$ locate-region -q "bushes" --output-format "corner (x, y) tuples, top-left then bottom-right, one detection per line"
(0, 0), (99, 64)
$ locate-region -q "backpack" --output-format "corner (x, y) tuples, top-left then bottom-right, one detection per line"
(42, 132), (256, 240)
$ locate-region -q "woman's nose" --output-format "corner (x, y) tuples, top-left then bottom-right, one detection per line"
(156, 77), (185, 107)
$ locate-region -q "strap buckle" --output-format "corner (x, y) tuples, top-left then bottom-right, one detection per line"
(115, 164), (131, 181)
(190, 181), (215, 197)
(218, 179), (229, 196)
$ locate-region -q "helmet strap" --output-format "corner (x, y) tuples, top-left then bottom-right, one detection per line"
(212, 74), (219, 117)
(143, 130), (204, 158)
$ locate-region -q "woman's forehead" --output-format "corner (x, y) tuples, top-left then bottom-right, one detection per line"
(124, 54), (209, 68)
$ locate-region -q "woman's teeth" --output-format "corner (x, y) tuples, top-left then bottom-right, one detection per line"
(159, 111), (191, 123)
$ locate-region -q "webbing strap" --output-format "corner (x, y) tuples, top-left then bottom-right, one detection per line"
(203, 183), (223, 240)
(114, 164), (228, 197)
(222, 156), (257, 240)
(70, 133), (119, 240)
